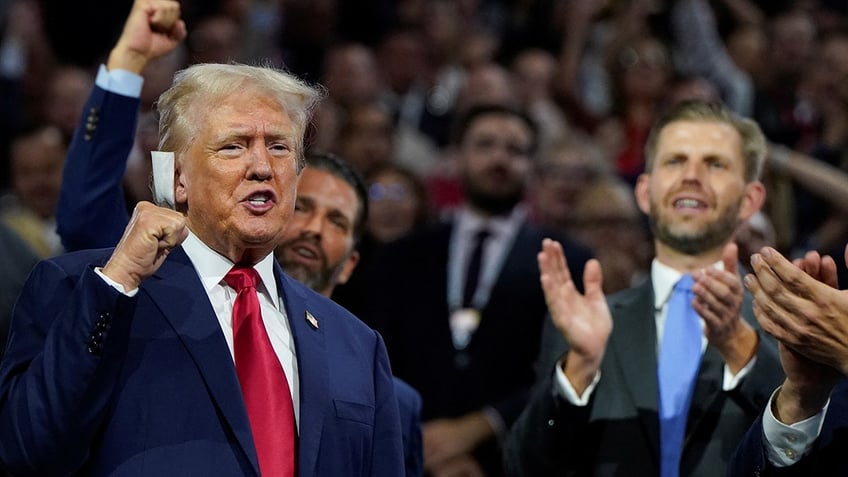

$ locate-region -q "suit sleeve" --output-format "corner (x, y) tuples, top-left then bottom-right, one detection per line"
(503, 372), (593, 477)
(370, 332), (406, 476)
(0, 259), (137, 475)
(729, 383), (848, 477)
(393, 378), (423, 477)
(56, 85), (139, 251)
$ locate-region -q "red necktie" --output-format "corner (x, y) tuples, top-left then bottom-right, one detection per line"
(224, 267), (296, 477)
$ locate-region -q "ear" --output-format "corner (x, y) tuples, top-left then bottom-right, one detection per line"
(335, 250), (360, 285)
(634, 173), (652, 215)
(737, 180), (766, 223)
(174, 161), (188, 205)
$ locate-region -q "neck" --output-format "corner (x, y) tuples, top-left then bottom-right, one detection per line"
(222, 246), (273, 267)
(653, 241), (724, 274)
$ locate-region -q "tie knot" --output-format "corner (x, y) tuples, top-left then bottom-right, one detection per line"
(474, 227), (491, 243)
(224, 266), (260, 292)
(674, 273), (694, 293)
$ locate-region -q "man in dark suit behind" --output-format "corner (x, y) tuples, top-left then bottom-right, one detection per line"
(364, 103), (592, 476)
(0, 0), (403, 475)
(505, 100), (785, 477)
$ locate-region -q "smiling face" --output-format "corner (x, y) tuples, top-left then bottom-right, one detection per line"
(175, 90), (300, 264)
(275, 167), (360, 296)
(635, 120), (764, 260)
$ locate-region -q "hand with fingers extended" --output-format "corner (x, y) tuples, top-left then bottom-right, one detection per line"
(108, 0), (187, 73)
(538, 238), (611, 395)
(745, 245), (848, 423)
(102, 201), (188, 292)
(693, 242), (758, 373)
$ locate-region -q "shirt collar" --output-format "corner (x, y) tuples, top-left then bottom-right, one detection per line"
(181, 229), (279, 310)
(651, 258), (725, 309)
(455, 203), (528, 238)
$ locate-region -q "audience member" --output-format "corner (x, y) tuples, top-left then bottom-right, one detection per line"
(734, 210), (777, 276)
(567, 176), (652, 294)
(332, 162), (434, 318)
(0, 124), (65, 257)
(333, 100), (395, 177)
(529, 133), (610, 231)
(506, 100), (784, 477)
(42, 65), (94, 142)
(364, 104), (591, 476)
(510, 48), (570, 153)
(0, 0), (55, 191)
(595, 33), (672, 185)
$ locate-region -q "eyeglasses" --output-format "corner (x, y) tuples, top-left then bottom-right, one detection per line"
(369, 183), (410, 201)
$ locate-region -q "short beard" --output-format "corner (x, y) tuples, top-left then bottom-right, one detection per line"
(276, 244), (349, 294)
(649, 201), (742, 256)
(463, 179), (524, 216)
(280, 261), (335, 293)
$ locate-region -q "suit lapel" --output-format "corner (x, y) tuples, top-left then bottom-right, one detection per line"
(275, 267), (329, 477)
(608, 280), (661, 458)
(144, 248), (259, 475)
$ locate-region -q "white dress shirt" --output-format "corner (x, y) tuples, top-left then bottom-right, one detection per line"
(447, 204), (528, 310)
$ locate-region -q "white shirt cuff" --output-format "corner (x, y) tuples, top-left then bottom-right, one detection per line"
(95, 267), (139, 297)
(95, 64), (143, 98)
(723, 356), (757, 390)
(762, 386), (828, 467)
(553, 360), (601, 406)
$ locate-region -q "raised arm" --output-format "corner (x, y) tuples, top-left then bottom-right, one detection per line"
(56, 0), (185, 251)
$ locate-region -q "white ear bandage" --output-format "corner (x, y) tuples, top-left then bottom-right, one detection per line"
(151, 151), (175, 208)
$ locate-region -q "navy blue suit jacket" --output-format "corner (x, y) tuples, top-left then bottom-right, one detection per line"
(728, 380), (848, 476)
(56, 84), (138, 252)
(0, 247), (404, 476)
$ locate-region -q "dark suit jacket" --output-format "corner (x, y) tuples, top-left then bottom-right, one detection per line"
(56, 84), (138, 252)
(364, 219), (591, 475)
(0, 247), (404, 476)
(728, 379), (848, 477)
(505, 278), (784, 477)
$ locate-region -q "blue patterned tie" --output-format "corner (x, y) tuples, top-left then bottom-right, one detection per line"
(657, 274), (701, 477)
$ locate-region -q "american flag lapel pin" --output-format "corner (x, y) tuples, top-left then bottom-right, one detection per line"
(305, 311), (319, 330)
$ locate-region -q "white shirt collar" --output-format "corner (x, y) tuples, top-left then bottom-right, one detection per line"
(651, 258), (725, 310)
(181, 230), (280, 310)
(454, 203), (528, 238)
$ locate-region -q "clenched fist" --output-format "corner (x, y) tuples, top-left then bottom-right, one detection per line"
(102, 201), (188, 291)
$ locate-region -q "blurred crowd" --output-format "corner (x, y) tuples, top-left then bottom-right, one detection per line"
(3, 0), (848, 285)
(2, 0), (848, 473)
